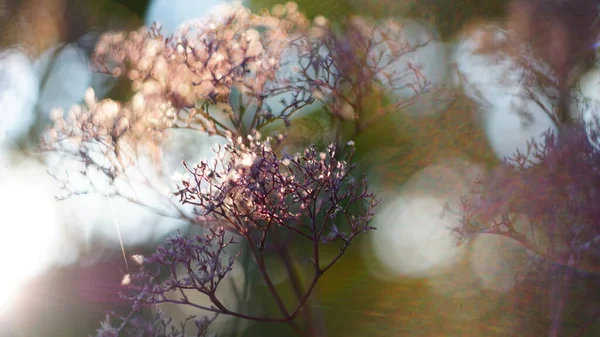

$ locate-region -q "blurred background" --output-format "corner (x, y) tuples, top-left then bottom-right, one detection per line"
(0, 0), (598, 336)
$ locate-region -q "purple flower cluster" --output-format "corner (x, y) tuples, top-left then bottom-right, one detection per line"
(452, 125), (600, 265)
(174, 135), (377, 251)
(447, 124), (600, 337)
(94, 309), (217, 337)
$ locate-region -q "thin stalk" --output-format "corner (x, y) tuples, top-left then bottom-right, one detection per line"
(271, 227), (322, 337)
(244, 232), (291, 319)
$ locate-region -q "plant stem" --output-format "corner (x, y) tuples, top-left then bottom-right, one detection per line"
(548, 263), (574, 337)
(245, 232), (291, 319)
(272, 227), (325, 337)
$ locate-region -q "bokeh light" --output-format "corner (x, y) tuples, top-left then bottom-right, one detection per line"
(0, 49), (39, 144)
(371, 194), (463, 278)
(0, 158), (73, 315)
(369, 157), (482, 280)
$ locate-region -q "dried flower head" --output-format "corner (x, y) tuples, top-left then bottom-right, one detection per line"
(93, 2), (307, 109)
(449, 125), (600, 270)
(174, 135), (377, 251)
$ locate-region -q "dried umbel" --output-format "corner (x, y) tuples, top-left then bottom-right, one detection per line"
(42, 88), (176, 181)
(93, 3), (307, 108)
(174, 135), (377, 249)
(447, 125), (600, 337)
(95, 227), (232, 337)
(330, 16), (450, 121)
(451, 126), (600, 265)
(124, 226), (238, 312)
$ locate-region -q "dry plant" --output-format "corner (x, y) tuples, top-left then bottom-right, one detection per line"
(38, 3), (443, 336)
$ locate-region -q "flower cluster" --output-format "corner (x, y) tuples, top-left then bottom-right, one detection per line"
(94, 3), (307, 108)
(42, 87), (176, 181)
(175, 134), (377, 253)
(360, 17), (455, 106)
(93, 227), (231, 337)
(451, 125), (600, 266)
(125, 226), (238, 311)
(94, 308), (217, 337)
(443, 120), (600, 337)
